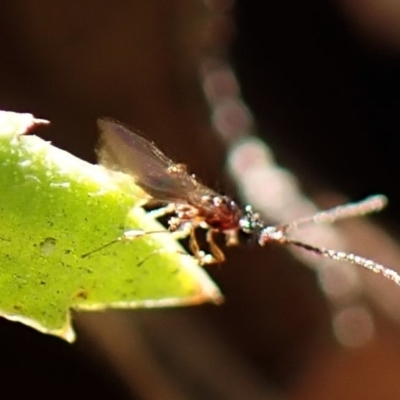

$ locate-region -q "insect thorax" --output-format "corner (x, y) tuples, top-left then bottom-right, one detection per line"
(200, 195), (243, 231)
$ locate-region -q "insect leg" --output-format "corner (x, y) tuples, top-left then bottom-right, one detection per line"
(206, 230), (226, 264)
(81, 229), (166, 258)
(147, 203), (176, 219)
(178, 225), (214, 265)
(117, 226), (192, 266)
(137, 224), (197, 266)
(188, 226), (201, 258)
(136, 248), (189, 267)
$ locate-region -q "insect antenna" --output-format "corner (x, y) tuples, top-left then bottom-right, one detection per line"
(257, 194), (400, 285)
(279, 194), (387, 233)
(284, 239), (400, 286)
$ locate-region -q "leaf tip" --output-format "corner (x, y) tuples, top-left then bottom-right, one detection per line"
(0, 111), (49, 138)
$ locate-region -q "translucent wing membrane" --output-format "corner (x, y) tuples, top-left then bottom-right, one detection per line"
(97, 119), (215, 204)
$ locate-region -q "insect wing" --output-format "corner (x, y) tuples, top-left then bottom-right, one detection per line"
(97, 119), (200, 203)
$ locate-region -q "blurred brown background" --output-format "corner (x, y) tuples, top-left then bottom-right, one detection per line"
(1, 1), (400, 399)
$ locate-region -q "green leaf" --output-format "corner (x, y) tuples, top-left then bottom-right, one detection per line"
(0, 111), (222, 341)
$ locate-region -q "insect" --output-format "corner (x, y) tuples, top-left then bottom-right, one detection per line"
(84, 119), (400, 286)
